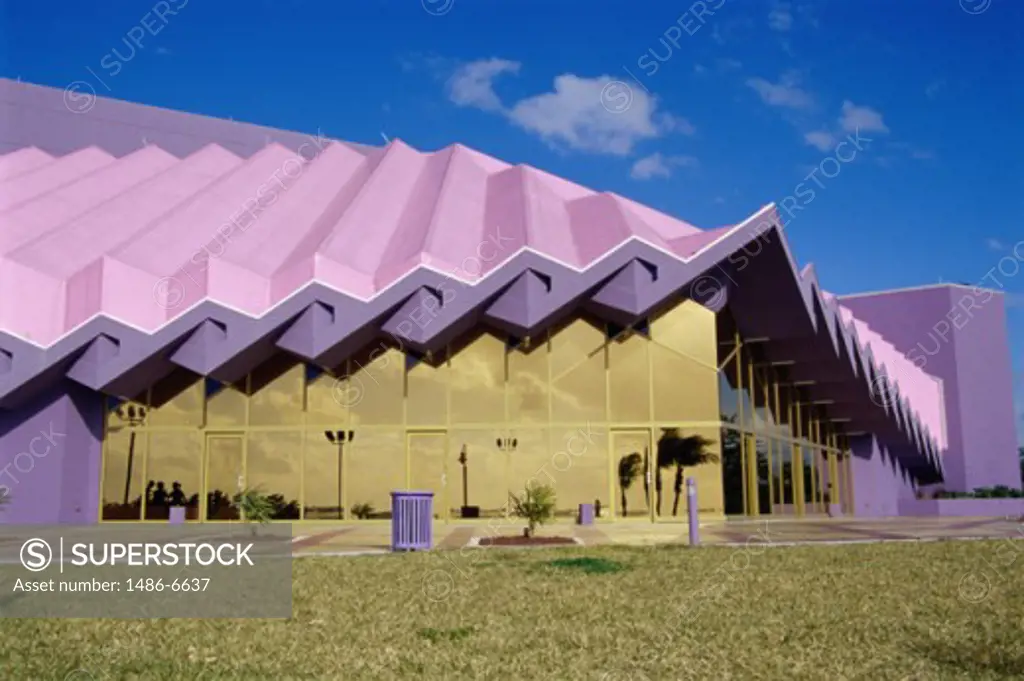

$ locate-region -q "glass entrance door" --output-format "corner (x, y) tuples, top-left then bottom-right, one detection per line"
(408, 431), (448, 522)
(205, 434), (244, 520)
(611, 430), (653, 521)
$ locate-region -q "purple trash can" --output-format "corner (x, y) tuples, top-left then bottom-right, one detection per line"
(168, 506), (186, 525)
(577, 503), (595, 525)
(391, 491), (433, 551)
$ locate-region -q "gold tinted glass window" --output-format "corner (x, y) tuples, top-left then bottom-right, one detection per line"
(348, 344), (405, 426)
(407, 354), (449, 427)
(507, 340), (550, 424)
(347, 430), (405, 516)
(147, 370), (203, 427)
(305, 369), (347, 426)
(148, 431), (202, 521)
(550, 320), (606, 423)
(206, 381), (247, 428)
(101, 428), (145, 521)
(609, 329), (651, 423)
(449, 332), (506, 425)
(303, 429), (344, 519)
(248, 355), (304, 426)
(246, 431), (302, 519)
(651, 343), (719, 423)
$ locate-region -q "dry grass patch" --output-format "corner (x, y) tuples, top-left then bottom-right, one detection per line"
(1, 540), (1022, 679)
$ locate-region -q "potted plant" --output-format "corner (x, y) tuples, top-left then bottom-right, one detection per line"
(509, 482), (556, 538)
(231, 486), (274, 536)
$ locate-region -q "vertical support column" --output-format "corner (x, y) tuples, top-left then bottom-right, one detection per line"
(745, 353), (759, 516)
(843, 436), (855, 514)
(811, 418), (821, 514)
(818, 422), (828, 511)
(763, 369), (774, 514)
(745, 433), (759, 517)
(734, 331), (747, 516)
(827, 431), (839, 513)
(603, 330), (617, 521)
(646, 324), (656, 524)
(774, 379), (784, 512)
(792, 393), (805, 517)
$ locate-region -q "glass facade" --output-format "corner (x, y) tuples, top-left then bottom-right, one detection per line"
(98, 300), (853, 522)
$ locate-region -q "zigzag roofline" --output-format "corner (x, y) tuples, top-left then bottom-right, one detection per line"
(0, 203), (944, 475)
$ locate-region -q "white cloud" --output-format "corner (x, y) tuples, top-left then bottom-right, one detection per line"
(769, 3), (794, 31)
(446, 60), (693, 156)
(629, 153), (698, 180)
(507, 75), (693, 156)
(839, 101), (889, 133)
(802, 102), (889, 153)
(746, 72), (814, 109)
(925, 80), (944, 100)
(803, 130), (836, 151)
(446, 58), (521, 112)
(987, 238), (1006, 252)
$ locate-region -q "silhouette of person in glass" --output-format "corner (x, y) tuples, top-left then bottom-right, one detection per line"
(149, 481), (168, 508)
(169, 482), (186, 507)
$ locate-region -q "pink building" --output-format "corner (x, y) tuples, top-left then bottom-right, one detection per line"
(0, 79), (1019, 525)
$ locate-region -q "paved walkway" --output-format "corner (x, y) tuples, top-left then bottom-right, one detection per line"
(1, 516), (1017, 561)
(291, 514), (1024, 555)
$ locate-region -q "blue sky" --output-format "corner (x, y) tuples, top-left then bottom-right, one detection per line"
(2, 0), (1023, 436)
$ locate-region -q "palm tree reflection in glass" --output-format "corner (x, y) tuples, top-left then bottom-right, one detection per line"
(616, 430), (719, 518)
(617, 452), (643, 517)
(656, 428), (718, 517)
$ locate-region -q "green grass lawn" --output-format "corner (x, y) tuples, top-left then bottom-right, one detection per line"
(2, 540), (1023, 679)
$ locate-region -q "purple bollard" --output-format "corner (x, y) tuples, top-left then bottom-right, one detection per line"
(168, 506), (185, 525)
(391, 491), (433, 551)
(686, 477), (699, 547)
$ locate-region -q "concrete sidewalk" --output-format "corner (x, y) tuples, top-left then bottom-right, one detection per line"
(291, 514), (1024, 555)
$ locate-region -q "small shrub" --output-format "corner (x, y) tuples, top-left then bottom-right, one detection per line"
(351, 503), (374, 520)
(509, 482), (556, 537)
(232, 487), (274, 535)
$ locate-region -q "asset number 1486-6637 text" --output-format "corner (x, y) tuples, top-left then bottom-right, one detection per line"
(126, 577), (210, 592)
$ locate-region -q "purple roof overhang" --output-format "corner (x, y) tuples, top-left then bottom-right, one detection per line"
(0, 203), (942, 478)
